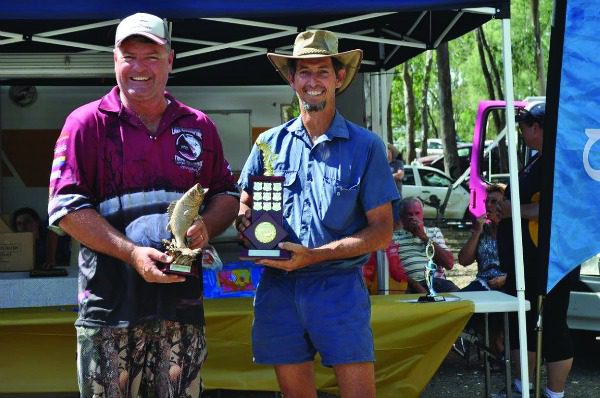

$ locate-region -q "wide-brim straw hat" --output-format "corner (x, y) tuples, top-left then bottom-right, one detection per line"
(267, 30), (363, 95)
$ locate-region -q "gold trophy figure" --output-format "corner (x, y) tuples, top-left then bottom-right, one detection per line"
(162, 183), (207, 276)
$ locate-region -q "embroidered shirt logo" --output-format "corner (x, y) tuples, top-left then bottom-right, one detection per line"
(172, 127), (203, 171)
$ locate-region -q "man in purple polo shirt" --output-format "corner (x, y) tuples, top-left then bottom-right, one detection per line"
(48, 13), (238, 397)
(236, 30), (399, 397)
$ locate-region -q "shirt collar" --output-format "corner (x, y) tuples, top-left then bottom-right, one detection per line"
(97, 86), (122, 113)
(285, 111), (350, 142)
(97, 86), (193, 120)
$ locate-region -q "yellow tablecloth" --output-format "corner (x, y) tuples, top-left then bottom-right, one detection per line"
(0, 295), (472, 397)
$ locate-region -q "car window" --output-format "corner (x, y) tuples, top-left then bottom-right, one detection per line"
(419, 169), (452, 187)
(478, 107), (528, 185)
(402, 167), (415, 185)
(457, 146), (471, 157)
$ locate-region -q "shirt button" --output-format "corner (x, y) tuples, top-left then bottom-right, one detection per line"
(336, 191), (341, 196)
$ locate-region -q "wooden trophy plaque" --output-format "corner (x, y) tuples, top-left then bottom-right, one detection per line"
(240, 176), (290, 260)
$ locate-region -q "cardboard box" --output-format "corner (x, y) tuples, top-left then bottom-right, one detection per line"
(0, 216), (12, 233)
(0, 232), (35, 271)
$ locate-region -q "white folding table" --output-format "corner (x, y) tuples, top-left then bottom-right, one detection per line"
(452, 291), (531, 398)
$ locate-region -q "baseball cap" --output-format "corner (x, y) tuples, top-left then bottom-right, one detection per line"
(515, 102), (545, 125)
(115, 13), (170, 47)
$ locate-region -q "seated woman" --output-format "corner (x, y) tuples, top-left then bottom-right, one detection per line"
(11, 207), (70, 269)
(457, 185), (508, 362)
(458, 184), (506, 291)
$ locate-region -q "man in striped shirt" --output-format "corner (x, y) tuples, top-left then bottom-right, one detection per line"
(394, 197), (459, 293)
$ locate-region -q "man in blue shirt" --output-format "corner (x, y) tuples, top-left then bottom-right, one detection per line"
(236, 30), (399, 398)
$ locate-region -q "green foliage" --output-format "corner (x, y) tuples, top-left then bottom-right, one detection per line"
(391, 0), (553, 151)
(282, 95), (301, 122)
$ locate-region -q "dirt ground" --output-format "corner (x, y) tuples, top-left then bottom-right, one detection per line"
(423, 226), (600, 398)
(420, 331), (600, 398)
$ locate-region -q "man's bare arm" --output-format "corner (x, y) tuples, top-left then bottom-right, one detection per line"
(59, 208), (184, 283)
(258, 202), (393, 271)
(432, 240), (455, 270)
(186, 194), (239, 249)
(200, 194), (239, 238)
(501, 199), (539, 220)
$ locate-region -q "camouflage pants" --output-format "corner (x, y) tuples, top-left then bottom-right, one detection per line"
(76, 321), (207, 398)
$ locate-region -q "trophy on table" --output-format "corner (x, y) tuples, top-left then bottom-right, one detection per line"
(240, 140), (290, 260)
(418, 240), (446, 302)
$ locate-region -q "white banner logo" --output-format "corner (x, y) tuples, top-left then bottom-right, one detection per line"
(583, 129), (600, 181)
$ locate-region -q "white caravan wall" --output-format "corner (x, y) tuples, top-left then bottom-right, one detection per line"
(0, 85), (292, 218)
(207, 111), (251, 171)
(0, 85), (292, 129)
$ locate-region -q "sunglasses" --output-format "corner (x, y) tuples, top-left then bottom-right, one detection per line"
(486, 198), (503, 208)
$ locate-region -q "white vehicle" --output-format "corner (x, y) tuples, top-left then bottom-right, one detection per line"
(425, 138), (444, 155)
(414, 138), (445, 157)
(567, 254), (600, 334)
(402, 164), (470, 220)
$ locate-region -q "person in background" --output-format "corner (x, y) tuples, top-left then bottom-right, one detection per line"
(363, 216), (409, 294)
(236, 29), (399, 398)
(387, 143), (405, 198)
(11, 207), (70, 269)
(394, 197), (458, 293)
(47, 13), (239, 397)
(457, 185), (507, 361)
(495, 102), (575, 398)
(458, 184), (506, 292)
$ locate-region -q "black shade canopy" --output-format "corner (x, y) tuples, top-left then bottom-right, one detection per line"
(0, 1), (508, 86)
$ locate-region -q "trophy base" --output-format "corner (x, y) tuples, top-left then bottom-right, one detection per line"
(240, 248), (291, 261)
(162, 263), (199, 277)
(417, 294), (446, 303)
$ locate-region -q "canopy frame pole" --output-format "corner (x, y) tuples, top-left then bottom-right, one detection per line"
(173, 52), (264, 74)
(374, 36), (392, 295)
(433, 11), (463, 48)
(501, 17), (531, 398)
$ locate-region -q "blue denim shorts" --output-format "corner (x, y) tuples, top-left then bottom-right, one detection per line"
(252, 267), (374, 366)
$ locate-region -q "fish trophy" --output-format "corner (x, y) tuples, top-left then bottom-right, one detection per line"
(240, 140), (290, 260)
(418, 240), (445, 302)
(162, 183), (207, 276)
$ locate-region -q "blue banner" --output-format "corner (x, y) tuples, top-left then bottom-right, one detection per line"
(548, 1), (600, 292)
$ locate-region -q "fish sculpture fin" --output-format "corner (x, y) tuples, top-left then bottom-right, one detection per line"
(166, 201), (177, 231)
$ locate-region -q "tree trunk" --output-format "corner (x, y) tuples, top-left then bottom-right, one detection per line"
(387, 91), (393, 145)
(477, 27), (502, 134)
(403, 62), (417, 163)
(435, 42), (461, 179)
(531, 0), (546, 95)
(428, 107), (439, 139)
(420, 51), (434, 158)
(480, 27), (506, 129)
(479, 27), (508, 172)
